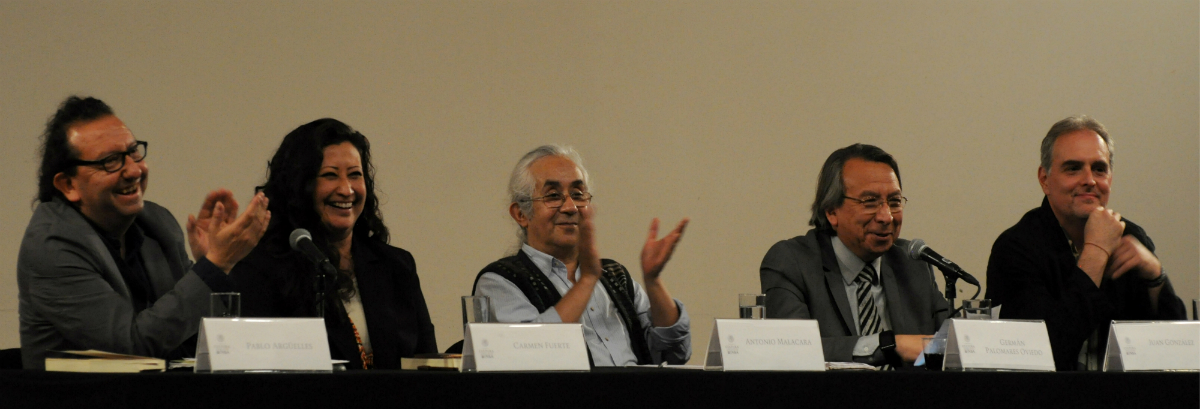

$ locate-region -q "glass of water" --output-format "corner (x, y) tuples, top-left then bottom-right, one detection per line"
(960, 299), (992, 320)
(738, 293), (766, 319)
(209, 292), (240, 318)
(462, 295), (493, 325)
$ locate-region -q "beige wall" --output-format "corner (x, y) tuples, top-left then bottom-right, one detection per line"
(1, 1), (1196, 363)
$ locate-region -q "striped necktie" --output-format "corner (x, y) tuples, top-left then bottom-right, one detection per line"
(855, 263), (882, 337)
(856, 263), (891, 369)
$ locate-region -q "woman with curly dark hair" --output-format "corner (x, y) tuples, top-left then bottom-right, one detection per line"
(231, 118), (436, 369)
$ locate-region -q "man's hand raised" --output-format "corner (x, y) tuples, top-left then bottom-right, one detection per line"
(640, 217), (689, 282)
(188, 190), (271, 273)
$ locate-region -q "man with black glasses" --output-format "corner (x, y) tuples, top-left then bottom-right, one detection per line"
(472, 145), (692, 366)
(18, 96), (270, 369)
(760, 144), (950, 368)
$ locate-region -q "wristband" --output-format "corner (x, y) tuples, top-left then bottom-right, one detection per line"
(879, 330), (901, 368)
(1084, 242), (1111, 259)
(1142, 270), (1167, 288)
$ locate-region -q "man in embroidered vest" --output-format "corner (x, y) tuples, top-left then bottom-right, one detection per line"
(760, 143), (950, 368)
(472, 145), (691, 366)
(18, 96), (270, 369)
(985, 115), (1186, 371)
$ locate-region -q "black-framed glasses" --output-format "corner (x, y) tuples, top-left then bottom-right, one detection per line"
(842, 195), (907, 214)
(526, 191), (593, 209)
(67, 141), (148, 173)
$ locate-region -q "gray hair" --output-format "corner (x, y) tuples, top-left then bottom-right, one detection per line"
(1040, 115), (1114, 172)
(508, 144), (591, 242)
(808, 144), (901, 231)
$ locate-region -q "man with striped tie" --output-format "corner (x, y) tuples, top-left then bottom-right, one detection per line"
(760, 144), (951, 368)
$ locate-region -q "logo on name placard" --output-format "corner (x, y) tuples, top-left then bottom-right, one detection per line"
(725, 334), (739, 355)
(481, 339), (489, 348)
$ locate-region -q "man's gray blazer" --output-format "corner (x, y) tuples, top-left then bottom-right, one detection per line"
(760, 228), (951, 363)
(18, 198), (214, 369)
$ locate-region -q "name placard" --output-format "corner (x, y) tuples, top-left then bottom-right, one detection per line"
(944, 319), (1054, 372)
(460, 323), (590, 372)
(703, 319), (824, 371)
(1104, 321), (1200, 372)
(195, 318), (331, 373)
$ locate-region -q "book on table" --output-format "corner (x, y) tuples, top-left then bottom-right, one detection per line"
(45, 350), (166, 373)
(401, 353), (461, 370)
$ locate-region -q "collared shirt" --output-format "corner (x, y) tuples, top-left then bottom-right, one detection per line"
(82, 213), (155, 313)
(830, 236), (892, 358)
(474, 244), (691, 366)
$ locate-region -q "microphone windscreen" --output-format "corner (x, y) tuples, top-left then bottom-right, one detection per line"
(907, 238), (927, 260)
(289, 228), (312, 251)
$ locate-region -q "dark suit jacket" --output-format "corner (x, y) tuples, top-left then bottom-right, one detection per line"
(18, 198), (219, 369)
(231, 237), (437, 369)
(760, 228), (951, 364)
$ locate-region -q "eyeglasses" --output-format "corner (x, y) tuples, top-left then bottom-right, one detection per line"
(526, 191), (593, 209)
(67, 141), (148, 173)
(842, 195), (907, 214)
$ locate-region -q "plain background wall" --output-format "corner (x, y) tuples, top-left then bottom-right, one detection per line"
(1, 0), (1196, 364)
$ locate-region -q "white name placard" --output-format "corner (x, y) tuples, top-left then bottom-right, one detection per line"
(703, 319), (825, 371)
(195, 318), (332, 373)
(460, 323), (590, 372)
(1104, 321), (1200, 372)
(944, 319), (1054, 372)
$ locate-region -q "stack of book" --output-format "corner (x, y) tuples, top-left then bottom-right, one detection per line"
(45, 350), (166, 373)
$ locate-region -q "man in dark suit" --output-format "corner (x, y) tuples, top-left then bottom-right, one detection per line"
(17, 96), (270, 369)
(760, 143), (950, 368)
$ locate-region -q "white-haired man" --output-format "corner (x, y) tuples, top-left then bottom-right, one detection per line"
(472, 145), (691, 366)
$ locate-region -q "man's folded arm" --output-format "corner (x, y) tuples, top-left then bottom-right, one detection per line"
(986, 234), (1105, 363)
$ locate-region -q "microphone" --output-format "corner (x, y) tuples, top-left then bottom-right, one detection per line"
(290, 228), (336, 318)
(289, 228), (330, 266)
(905, 239), (980, 286)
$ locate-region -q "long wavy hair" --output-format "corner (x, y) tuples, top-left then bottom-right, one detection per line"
(258, 118), (388, 302)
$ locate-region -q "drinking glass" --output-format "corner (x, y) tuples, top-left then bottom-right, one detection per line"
(738, 293), (766, 319)
(462, 296), (493, 325)
(961, 299), (992, 320)
(209, 292), (240, 318)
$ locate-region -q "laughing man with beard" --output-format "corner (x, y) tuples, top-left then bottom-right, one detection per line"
(17, 96), (269, 369)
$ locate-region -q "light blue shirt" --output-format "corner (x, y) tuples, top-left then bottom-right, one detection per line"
(830, 237), (892, 358)
(474, 244), (691, 366)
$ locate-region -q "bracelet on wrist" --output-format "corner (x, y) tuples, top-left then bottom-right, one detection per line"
(1142, 270), (1167, 288)
(1084, 242), (1111, 259)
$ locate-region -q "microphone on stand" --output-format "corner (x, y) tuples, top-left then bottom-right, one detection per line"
(290, 228), (336, 318)
(290, 228), (329, 265)
(905, 239), (979, 286)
